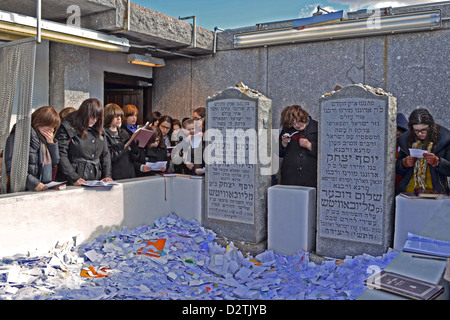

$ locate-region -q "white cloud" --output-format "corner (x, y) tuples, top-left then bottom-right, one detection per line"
(327, 0), (439, 12)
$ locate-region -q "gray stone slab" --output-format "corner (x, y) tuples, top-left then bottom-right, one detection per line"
(316, 84), (397, 258)
(204, 84), (272, 246)
(49, 42), (90, 110)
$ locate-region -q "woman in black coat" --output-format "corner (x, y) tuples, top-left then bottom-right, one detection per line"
(279, 105), (318, 188)
(134, 126), (169, 176)
(4, 106), (60, 192)
(103, 103), (138, 180)
(55, 98), (112, 185)
(396, 108), (449, 195)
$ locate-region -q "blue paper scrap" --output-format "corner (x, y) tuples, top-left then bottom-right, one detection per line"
(0, 213), (398, 300)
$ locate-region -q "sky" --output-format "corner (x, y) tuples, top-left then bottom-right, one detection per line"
(132, 0), (442, 30)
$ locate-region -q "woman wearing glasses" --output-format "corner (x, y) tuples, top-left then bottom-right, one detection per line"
(396, 108), (449, 195)
(279, 105), (318, 188)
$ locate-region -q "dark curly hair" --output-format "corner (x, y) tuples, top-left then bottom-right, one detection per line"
(407, 108), (440, 148)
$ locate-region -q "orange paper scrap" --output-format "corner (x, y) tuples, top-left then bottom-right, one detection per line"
(80, 266), (111, 278)
(137, 239), (166, 257)
(250, 259), (262, 266)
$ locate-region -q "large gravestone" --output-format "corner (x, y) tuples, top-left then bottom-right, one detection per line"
(317, 84), (397, 258)
(204, 84), (272, 253)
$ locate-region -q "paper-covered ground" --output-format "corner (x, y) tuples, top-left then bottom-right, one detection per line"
(0, 214), (397, 300)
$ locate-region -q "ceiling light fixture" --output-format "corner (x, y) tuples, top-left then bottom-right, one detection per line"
(293, 8), (348, 29)
(127, 53), (165, 67)
(234, 10), (441, 49)
(0, 9), (129, 52)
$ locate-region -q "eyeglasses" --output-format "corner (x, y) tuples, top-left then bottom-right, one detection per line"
(193, 116), (203, 121)
(414, 128), (429, 134)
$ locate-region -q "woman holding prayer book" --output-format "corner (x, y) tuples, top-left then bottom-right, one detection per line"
(396, 108), (449, 195)
(103, 103), (138, 180)
(55, 98), (113, 186)
(134, 126), (169, 176)
(279, 105), (318, 188)
(4, 106), (60, 192)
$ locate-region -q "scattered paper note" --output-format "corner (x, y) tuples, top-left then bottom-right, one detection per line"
(145, 161), (167, 171)
(0, 214), (398, 300)
(409, 148), (427, 158)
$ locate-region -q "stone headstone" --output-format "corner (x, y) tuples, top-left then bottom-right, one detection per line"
(204, 83), (272, 253)
(316, 84), (397, 258)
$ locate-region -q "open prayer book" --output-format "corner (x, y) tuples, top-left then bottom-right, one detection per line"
(282, 131), (298, 138)
(81, 180), (119, 187)
(403, 233), (450, 258)
(124, 127), (154, 148)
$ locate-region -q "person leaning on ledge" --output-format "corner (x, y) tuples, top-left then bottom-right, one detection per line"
(395, 108), (450, 195)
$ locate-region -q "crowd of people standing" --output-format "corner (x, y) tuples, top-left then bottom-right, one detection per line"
(1, 98), (448, 196)
(2, 99), (206, 192)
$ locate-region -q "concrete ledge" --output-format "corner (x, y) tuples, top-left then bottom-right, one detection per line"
(393, 196), (448, 250)
(0, 175), (203, 257)
(267, 185), (316, 255)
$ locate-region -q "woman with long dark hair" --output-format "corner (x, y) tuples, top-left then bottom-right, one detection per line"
(396, 108), (449, 195)
(55, 98), (112, 185)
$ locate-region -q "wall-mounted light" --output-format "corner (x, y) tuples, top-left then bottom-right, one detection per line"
(0, 9), (130, 52)
(127, 53), (165, 67)
(293, 9), (348, 29)
(234, 10), (441, 48)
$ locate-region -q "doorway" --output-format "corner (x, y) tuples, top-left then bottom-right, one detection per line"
(104, 72), (153, 125)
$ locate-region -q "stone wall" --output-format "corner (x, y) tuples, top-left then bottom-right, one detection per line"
(152, 7), (449, 128)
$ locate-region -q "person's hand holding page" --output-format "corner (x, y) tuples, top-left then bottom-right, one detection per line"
(74, 178), (87, 186)
(281, 134), (291, 147)
(35, 182), (48, 191)
(423, 153), (439, 167)
(186, 162), (194, 170)
(403, 156), (417, 168)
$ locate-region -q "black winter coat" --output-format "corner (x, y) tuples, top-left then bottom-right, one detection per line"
(134, 146), (169, 177)
(396, 125), (450, 195)
(55, 116), (112, 184)
(103, 127), (138, 180)
(279, 117), (318, 188)
(5, 126), (59, 191)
